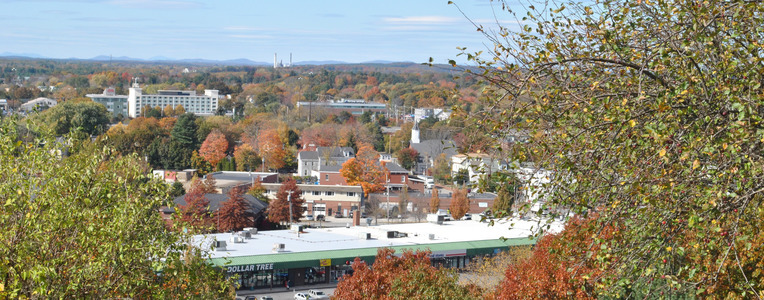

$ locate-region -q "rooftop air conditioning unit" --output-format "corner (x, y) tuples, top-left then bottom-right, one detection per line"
(243, 227), (258, 235)
(428, 234), (435, 240)
(237, 231), (251, 239)
(230, 235), (245, 243)
(272, 243), (286, 253)
(387, 231), (398, 238)
(213, 240), (227, 251)
(359, 232), (371, 240)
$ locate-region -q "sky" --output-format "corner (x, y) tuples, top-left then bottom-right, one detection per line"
(0, 0), (522, 64)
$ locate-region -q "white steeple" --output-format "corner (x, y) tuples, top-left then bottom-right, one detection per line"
(411, 120), (420, 144)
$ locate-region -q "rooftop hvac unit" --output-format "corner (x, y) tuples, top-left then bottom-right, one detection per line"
(213, 240), (227, 251)
(429, 234), (435, 240)
(387, 231), (398, 238)
(359, 232), (371, 240)
(230, 236), (244, 243)
(237, 231), (251, 239)
(272, 243), (286, 253)
(243, 227), (258, 235)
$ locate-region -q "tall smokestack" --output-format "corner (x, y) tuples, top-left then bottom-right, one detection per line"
(274, 53), (278, 68)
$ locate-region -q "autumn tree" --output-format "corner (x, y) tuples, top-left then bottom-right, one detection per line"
(163, 104), (175, 117)
(429, 188), (441, 213)
(397, 186), (409, 216)
(0, 118), (233, 298)
(267, 178), (304, 224)
(492, 183), (514, 218)
(340, 144), (389, 197)
(334, 249), (477, 300)
(456, 0), (764, 296)
(449, 188), (469, 220)
(199, 129), (229, 169)
(257, 128), (287, 171)
(395, 147), (419, 170)
(233, 143), (261, 172)
(216, 187), (254, 232)
(176, 177), (214, 233)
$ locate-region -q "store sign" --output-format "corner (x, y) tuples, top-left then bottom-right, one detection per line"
(226, 263), (274, 273)
(319, 259), (331, 267)
(430, 249), (466, 259)
(478, 202), (488, 208)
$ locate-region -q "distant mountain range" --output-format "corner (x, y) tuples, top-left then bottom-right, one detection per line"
(0, 53), (410, 66)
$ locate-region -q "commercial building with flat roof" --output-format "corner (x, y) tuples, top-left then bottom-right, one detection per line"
(197, 217), (563, 291)
(296, 99), (387, 115)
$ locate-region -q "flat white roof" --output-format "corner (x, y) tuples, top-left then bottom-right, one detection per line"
(199, 217), (565, 259)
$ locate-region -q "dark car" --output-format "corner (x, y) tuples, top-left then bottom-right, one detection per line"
(335, 211), (343, 218)
(316, 214), (325, 221)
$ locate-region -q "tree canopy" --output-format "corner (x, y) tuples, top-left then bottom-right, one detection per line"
(0, 118), (233, 298)
(457, 0), (764, 297)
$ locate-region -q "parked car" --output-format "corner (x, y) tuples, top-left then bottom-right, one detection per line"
(461, 213), (472, 220)
(305, 214), (314, 221)
(334, 211), (343, 218)
(316, 214), (325, 221)
(308, 289), (329, 299)
(294, 292), (309, 300)
(259, 296), (274, 300)
(348, 211), (354, 218)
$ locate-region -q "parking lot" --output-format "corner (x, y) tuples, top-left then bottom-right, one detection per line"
(236, 286), (336, 300)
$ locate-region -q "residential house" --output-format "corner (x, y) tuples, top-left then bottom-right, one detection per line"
(297, 146), (354, 177)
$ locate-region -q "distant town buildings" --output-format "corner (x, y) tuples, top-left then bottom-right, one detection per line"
(296, 99), (387, 115)
(127, 80), (219, 118)
(86, 87), (128, 118)
(19, 97), (57, 112)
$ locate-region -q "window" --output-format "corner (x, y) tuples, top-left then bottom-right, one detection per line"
(325, 174), (329, 181)
(346, 192), (355, 197)
(325, 191), (334, 196)
(312, 191), (320, 196)
(401, 176), (406, 183)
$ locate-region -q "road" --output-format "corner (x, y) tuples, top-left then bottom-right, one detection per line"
(236, 286), (336, 300)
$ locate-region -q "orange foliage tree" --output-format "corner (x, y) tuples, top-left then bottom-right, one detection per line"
(429, 188), (440, 213)
(257, 128), (286, 171)
(233, 143), (260, 172)
(199, 129), (229, 169)
(216, 187), (254, 232)
(449, 189), (470, 220)
(495, 217), (614, 299)
(340, 144), (388, 197)
(334, 248), (476, 300)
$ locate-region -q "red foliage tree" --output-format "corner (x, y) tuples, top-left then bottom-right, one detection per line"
(199, 129), (229, 169)
(334, 248), (474, 299)
(396, 147), (419, 170)
(257, 128), (287, 171)
(176, 178), (213, 233)
(267, 178), (304, 224)
(216, 187), (255, 232)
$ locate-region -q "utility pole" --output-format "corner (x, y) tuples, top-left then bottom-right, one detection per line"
(287, 190), (294, 226)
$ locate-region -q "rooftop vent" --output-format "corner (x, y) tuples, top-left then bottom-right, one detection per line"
(213, 240), (227, 251)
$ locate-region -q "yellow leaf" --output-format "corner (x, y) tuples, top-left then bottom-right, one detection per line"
(666, 246), (672, 252)
(629, 120), (636, 127)
(723, 143), (728, 150)
(692, 160), (700, 170)
(659, 149), (666, 157)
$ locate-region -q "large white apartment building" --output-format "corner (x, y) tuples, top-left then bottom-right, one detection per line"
(127, 82), (219, 118)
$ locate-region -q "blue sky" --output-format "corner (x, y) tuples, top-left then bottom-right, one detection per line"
(0, 0), (522, 64)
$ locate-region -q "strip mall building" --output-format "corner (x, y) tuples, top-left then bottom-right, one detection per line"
(197, 218), (564, 291)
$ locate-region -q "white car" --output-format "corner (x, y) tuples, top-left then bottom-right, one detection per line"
(294, 292), (309, 300)
(308, 289), (329, 299)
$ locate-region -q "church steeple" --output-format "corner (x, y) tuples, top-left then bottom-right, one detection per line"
(411, 120), (420, 144)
